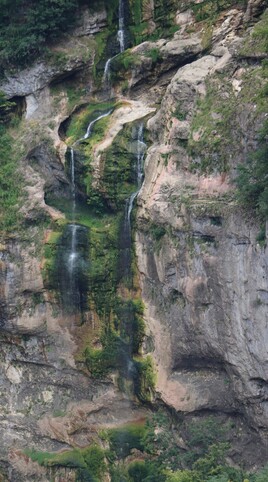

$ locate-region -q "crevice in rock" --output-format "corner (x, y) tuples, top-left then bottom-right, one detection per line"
(193, 232), (216, 243)
(49, 67), (88, 88)
(130, 52), (201, 96)
(172, 356), (227, 372)
(58, 103), (88, 141)
(9, 95), (27, 117)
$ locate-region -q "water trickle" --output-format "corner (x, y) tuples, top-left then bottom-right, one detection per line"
(60, 110), (113, 313)
(84, 110), (113, 139)
(70, 147), (75, 198)
(103, 58), (112, 91)
(119, 123), (146, 281)
(102, 0), (127, 93)
(117, 0), (125, 53)
(57, 223), (89, 314)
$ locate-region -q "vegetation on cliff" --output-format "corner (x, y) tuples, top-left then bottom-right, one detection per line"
(25, 412), (268, 481)
(0, 0), (268, 481)
(0, 0), (117, 74)
(0, 93), (23, 231)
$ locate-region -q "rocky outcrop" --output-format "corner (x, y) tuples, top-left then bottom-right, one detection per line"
(128, 32), (204, 92)
(135, 2), (268, 463)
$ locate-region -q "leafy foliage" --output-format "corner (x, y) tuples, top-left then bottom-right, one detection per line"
(0, 0), (80, 71)
(191, 0), (247, 22)
(0, 92), (16, 123)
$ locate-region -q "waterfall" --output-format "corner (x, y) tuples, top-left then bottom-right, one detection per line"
(84, 110), (113, 139)
(102, 0), (127, 93)
(59, 110), (113, 313)
(120, 123), (146, 281)
(103, 58), (112, 91)
(118, 0), (125, 53)
(60, 145), (88, 314)
(127, 123), (146, 221)
(69, 148), (77, 287)
(58, 223), (88, 314)
(70, 148), (75, 199)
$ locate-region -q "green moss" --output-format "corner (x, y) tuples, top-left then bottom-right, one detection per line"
(129, 0), (142, 26)
(42, 229), (63, 288)
(25, 444), (107, 481)
(149, 223), (166, 241)
(145, 47), (163, 65)
(191, 0), (246, 22)
(134, 356), (156, 401)
(236, 119), (268, 220)
(91, 121), (140, 211)
(0, 123), (23, 232)
(66, 101), (115, 145)
(105, 422), (146, 458)
(110, 50), (143, 83)
(78, 445), (106, 481)
(188, 63), (267, 174)
(240, 10), (268, 57)
(84, 331), (126, 378)
(84, 297), (145, 379)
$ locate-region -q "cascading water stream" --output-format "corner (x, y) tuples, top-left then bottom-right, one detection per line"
(59, 111), (113, 313)
(103, 0), (126, 92)
(118, 0), (125, 53)
(103, 58), (112, 90)
(120, 123), (146, 281)
(62, 146), (86, 314)
(84, 110), (112, 139)
(69, 148), (77, 285)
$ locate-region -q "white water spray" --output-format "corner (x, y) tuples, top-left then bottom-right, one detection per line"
(127, 123), (146, 222)
(84, 110), (113, 139)
(103, 58), (112, 90)
(120, 123), (146, 280)
(117, 0), (125, 53)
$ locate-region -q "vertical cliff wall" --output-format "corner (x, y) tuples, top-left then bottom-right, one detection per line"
(0, 0), (267, 480)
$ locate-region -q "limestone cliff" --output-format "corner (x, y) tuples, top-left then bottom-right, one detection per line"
(0, 0), (267, 480)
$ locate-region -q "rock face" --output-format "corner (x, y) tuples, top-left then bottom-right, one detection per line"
(135, 0), (268, 462)
(0, 0), (268, 479)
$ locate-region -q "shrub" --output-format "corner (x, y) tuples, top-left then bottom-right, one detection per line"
(128, 460), (149, 481)
(0, 0), (79, 69)
(107, 423), (146, 458)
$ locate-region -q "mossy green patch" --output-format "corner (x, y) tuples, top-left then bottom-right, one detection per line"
(110, 50), (143, 83)
(0, 122), (23, 233)
(96, 122), (140, 210)
(133, 355), (156, 402)
(66, 101), (115, 145)
(191, 0), (246, 22)
(25, 444), (107, 480)
(105, 422), (146, 459)
(188, 63), (267, 174)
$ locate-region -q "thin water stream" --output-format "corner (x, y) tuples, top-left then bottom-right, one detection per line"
(120, 123), (146, 281)
(103, 0), (127, 91)
(118, 0), (126, 53)
(59, 111), (112, 314)
(83, 110), (113, 139)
